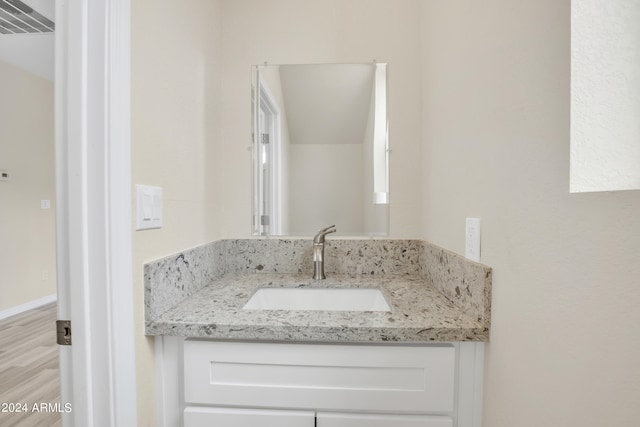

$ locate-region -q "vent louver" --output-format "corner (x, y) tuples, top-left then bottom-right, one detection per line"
(0, 0), (54, 34)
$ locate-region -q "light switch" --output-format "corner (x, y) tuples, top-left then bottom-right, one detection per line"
(136, 185), (163, 230)
(41, 200), (51, 209)
(143, 193), (153, 220)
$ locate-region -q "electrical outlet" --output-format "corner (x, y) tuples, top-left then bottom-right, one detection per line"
(465, 218), (481, 262)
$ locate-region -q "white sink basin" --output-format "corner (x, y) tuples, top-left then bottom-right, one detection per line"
(243, 287), (391, 312)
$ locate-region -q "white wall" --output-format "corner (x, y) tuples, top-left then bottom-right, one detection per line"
(0, 60), (56, 312)
(219, 0), (423, 237)
(571, 0), (640, 192)
(131, 0), (223, 425)
(421, 1), (640, 426)
(0, 34), (54, 82)
(288, 144), (364, 234)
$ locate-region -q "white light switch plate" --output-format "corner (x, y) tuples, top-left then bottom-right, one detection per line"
(465, 217), (481, 262)
(136, 185), (163, 230)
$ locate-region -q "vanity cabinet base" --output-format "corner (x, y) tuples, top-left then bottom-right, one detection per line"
(175, 340), (483, 427)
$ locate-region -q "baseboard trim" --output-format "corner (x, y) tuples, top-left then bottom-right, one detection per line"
(0, 294), (57, 321)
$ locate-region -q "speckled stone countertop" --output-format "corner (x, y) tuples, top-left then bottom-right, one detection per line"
(144, 239), (492, 342)
(146, 273), (487, 341)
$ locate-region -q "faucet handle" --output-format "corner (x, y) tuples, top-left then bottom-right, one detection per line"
(313, 225), (336, 243)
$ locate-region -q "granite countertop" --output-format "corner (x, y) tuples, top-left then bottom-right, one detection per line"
(145, 272), (489, 342)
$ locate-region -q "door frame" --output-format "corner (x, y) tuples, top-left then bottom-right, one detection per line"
(55, 0), (137, 425)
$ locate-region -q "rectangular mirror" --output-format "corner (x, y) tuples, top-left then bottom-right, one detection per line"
(252, 63), (390, 236)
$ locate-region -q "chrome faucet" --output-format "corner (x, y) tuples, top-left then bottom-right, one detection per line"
(313, 225), (336, 280)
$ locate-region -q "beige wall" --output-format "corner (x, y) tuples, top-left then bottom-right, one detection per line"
(131, 0), (223, 424)
(219, 0), (423, 237)
(132, 1), (640, 425)
(0, 61), (56, 312)
(421, 1), (640, 426)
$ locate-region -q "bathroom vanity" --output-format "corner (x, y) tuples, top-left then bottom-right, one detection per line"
(182, 340), (481, 427)
(145, 239), (491, 427)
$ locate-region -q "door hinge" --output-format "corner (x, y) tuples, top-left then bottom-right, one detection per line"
(56, 320), (72, 346)
(261, 133), (270, 144)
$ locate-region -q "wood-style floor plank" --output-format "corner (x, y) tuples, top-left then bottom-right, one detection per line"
(0, 303), (61, 426)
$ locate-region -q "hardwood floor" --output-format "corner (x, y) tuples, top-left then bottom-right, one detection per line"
(0, 303), (62, 426)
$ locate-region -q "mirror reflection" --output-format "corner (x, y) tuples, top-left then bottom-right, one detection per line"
(252, 63), (389, 236)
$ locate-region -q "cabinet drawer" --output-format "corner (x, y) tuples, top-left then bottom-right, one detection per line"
(184, 406), (315, 427)
(318, 412), (453, 427)
(184, 340), (456, 413)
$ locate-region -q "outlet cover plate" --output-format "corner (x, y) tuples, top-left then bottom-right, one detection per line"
(465, 217), (481, 262)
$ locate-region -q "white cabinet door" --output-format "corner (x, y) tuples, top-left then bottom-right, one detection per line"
(317, 412), (453, 427)
(184, 407), (315, 427)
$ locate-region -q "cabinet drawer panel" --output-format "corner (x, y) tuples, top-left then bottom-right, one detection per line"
(184, 406), (315, 427)
(318, 412), (453, 427)
(184, 340), (455, 413)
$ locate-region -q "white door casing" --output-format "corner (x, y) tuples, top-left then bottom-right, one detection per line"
(253, 71), (282, 235)
(55, 0), (137, 425)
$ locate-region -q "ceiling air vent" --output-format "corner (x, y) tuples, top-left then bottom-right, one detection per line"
(0, 0), (54, 34)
